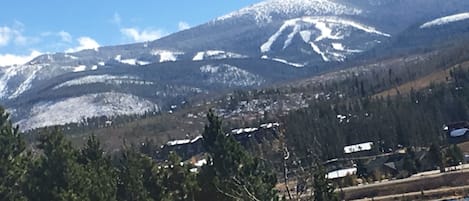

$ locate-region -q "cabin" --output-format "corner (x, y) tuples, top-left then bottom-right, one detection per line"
(326, 167), (357, 180)
(344, 142), (374, 155)
(157, 136), (204, 161)
(444, 121), (469, 144)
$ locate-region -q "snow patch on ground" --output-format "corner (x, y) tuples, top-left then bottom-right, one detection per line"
(114, 55), (150, 66)
(199, 64), (264, 87)
(309, 42), (329, 61)
(64, 54), (79, 60)
(120, 59), (138, 65)
(200, 65), (220, 73)
(261, 16), (389, 62)
(421, 12), (469, 28)
(271, 58), (305, 67)
(193, 52), (205, 61)
(261, 56), (304, 67)
(332, 43), (345, 51)
(151, 50), (184, 62)
(299, 30), (312, 43)
(53, 75), (153, 89)
(16, 92), (158, 131)
(72, 65), (87, 72)
(192, 50), (247, 61)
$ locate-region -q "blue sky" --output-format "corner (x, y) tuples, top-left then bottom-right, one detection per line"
(0, 0), (261, 66)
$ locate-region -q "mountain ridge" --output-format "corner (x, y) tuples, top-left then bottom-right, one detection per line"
(2, 0), (469, 131)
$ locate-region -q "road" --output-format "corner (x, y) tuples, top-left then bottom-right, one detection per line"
(341, 164), (469, 192)
(351, 185), (469, 201)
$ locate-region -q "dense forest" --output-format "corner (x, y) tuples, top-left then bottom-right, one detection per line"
(284, 65), (469, 161)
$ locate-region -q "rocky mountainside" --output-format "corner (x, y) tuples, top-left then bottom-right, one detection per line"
(1, 0), (469, 130)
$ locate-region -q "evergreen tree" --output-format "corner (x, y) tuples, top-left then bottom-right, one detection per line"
(116, 147), (154, 201)
(446, 145), (464, 166)
(79, 135), (117, 201)
(199, 110), (278, 201)
(402, 148), (418, 175)
(429, 144), (444, 172)
(25, 130), (90, 201)
(312, 163), (337, 201)
(0, 107), (28, 201)
(161, 152), (199, 201)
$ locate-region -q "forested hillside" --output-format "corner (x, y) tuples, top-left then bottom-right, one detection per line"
(284, 64), (469, 161)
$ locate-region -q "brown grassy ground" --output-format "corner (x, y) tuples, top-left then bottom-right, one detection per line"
(373, 61), (469, 98)
(342, 170), (469, 200)
(68, 103), (215, 151)
(459, 141), (469, 154)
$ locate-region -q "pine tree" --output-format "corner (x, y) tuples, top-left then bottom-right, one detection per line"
(429, 144), (444, 172)
(312, 163), (337, 201)
(199, 110), (278, 201)
(116, 148), (154, 201)
(161, 152), (199, 201)
(25, 129), (90, 201)
(0, 107), (28, 200)
(446, 145), (464, 167)
(79, 135), (117, 201)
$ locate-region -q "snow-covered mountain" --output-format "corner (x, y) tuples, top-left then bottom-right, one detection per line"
(2, 0), (469, 130)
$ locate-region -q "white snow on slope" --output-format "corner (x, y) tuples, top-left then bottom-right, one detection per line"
(192, 50), (247, 61)
(332, 43), (345, 51)
(64, 54), (79, 60)
(216, 0), (362, 25)
(8, 65), (44, 99)
(421, 12), (469, 28)
(193, 52), (205, 61)
(271, 58), (304, 67)
(261, 56), (304, 67)
(200, 65), (220, 73)
(0, 67), (21, 98)
(151, 50), (184, 62)
(53, 75), (147, 89)
(114, 55), (150, 66)
(309, 42), (329, 61)
(73, 65), (87, 72)
(0, 64), (49, 99)
(16, 92), (158, 131)
(261, 16), (390, 61)
(199, 64), (264, 87)
(120, 59), (145, 65)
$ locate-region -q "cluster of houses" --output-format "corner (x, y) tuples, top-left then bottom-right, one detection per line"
(324, 141), (436, 184)
(322, 121), (469, 185)
(151, 120), (469, 183)
(154, 122), (280, 167)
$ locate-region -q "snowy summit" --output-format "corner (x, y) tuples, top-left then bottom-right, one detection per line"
(215, 0), (362, 24)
